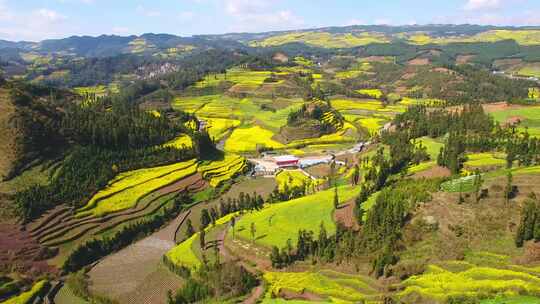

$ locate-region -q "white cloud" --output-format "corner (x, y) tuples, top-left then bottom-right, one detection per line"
(34, 8), (67, 22)
(112, 26), (129, 34)
(374, 18), (391, 25)
(464, 0), (501, 11)
(222, 0), (304, 32)
(136, 5), (161, 17)
(179, 11), (195, 21)
(345, 19), (364, 26)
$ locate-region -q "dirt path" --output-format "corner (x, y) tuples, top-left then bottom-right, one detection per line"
(217, 222), (265, 304)
(88, 210), (190, 304)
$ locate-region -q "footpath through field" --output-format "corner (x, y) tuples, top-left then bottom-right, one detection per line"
(86, 210), (191, 304)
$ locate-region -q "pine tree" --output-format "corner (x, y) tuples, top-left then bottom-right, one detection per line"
(333, 186), (339, 209)
(186, 219), (195, 238)
(250, 223), (256, 243)
(200, 229), (206, 251)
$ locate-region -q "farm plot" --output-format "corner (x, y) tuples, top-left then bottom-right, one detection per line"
(165, 212), (238, 269)
(163, 134), (192, 149)
(198, 154), (247, 187)
(489, 105), (540, 136)
(275, 170), (311, 191)
(232, 185), (362, 248)
(263, 270), (381, 303)
(399, 264), (540, 303)
(224, 126), (285, 153)
(464, 152), (506, 168)
(414, 137), (444, 159)
(77, 159), (199, 217)
(3, 280), (49, 304)
(194, 68), (285, 89)
(356, 89), (383, 99)
(202, 117), (241, 141)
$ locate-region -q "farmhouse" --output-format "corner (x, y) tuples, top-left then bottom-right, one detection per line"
(273, 155), (300, 168)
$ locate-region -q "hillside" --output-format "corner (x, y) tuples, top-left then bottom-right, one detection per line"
(1, 22), (540, 304)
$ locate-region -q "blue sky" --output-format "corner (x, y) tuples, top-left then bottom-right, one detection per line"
(1, 0), (539, 41)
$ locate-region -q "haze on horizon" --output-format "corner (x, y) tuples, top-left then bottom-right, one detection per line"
(1, 0), (540, 42)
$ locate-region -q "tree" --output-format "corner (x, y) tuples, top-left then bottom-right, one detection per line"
(250, 223), (256, 243)
(200, 229), (206, 250)
(186, 219), (195, 238)
(333, 186), (339, 209)
(352, 164), (360, 185)
(231, 216), (236, 239)
(200, 209), (211, 229)
(504, 172), (513, 204)
(473, 169), (483, 203)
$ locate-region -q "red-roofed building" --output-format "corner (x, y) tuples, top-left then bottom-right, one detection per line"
(273, 155), (299, 168)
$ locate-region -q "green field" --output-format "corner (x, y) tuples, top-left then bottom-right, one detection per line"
(233, 185), (361, 248)
(414, 137), (444, 159)
(489, 105), (540, 136)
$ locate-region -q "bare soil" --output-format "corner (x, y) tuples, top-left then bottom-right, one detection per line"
(407, 58), (430, 66)
(0, 221), (57, 277)
(456, 54), (476, 65)
(412, 165), (451, 179)
(334, 202), (359, 230)
(88, 211), (190, 304)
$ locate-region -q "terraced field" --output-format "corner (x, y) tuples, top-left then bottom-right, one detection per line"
(4, 280), (49, 304)
(263, 270), (382, 303)
(77, 159), (199, 217)
(399, 263), (540, 303)
(250, 31), (389, 48)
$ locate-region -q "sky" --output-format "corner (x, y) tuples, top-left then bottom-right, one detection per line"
(0, 0), (539, 41)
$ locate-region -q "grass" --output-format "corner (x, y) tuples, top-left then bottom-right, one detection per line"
(4, 280), (48, 304)
(263, 271), (370, 302)
(233, 185), (361, 248)
(414, 137), (444, 160)
(399, 264), (540, 303)
(77, 159), (198, 217)
(224, 126), (284, 153)
(408, 161), (437, 174)
(464, 152), (506, 167)
(166, 212), (239, 269)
